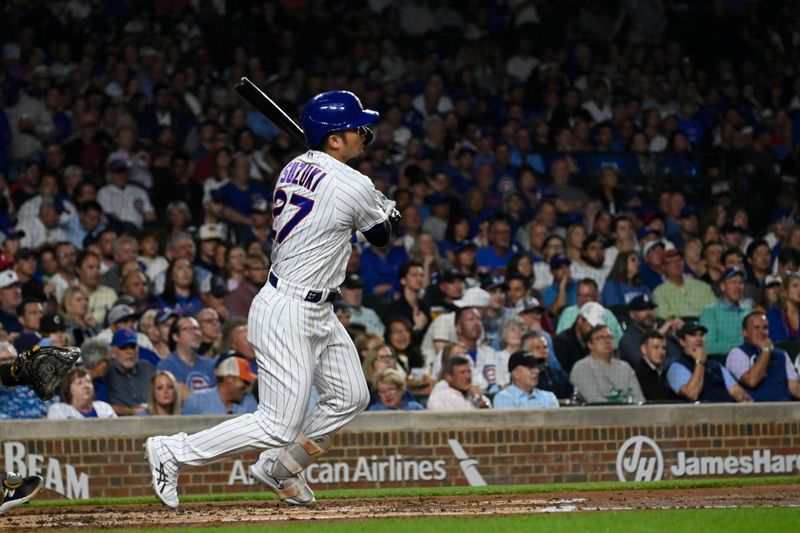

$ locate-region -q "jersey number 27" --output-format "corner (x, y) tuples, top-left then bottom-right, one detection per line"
(272, 189), (314, 243)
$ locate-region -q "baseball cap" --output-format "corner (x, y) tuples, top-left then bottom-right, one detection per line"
(13, 332), (42, 354)
(722, 267), (747, 281)
(677, 321), (708, 338)
(642, 239), (666, 256)
(0, 270), (21, 289)
(215, 355), (258, 383)
(40, 313), (67, 334)
(106, 304), (138, 326)
(198, 224), (224, 241)
(507, 350), (540, 373)
(516, 296), (545, 314)
(454, 287), (491, 308)
(106, 158), (130, 173)
(765, 274), (782, 288)
(111, 328), (138, 347)
(454, 240), (477, 254)
(628, 294), (657, 311)
(679, 205), (699, 219)
(549, 253), (571, 270)
(481, 275), (506, 291)
(663, 248), (684, 260)
(637, 226), (661, 241)
(711, 181), (731, 197)
(579, 302), (606, 327)
(342, 273), (364, 289)
(155, 308), (179, 325)
(720, 222), (746, 235)
(439, 268), (465, 284)
(251, 198), (270, 213)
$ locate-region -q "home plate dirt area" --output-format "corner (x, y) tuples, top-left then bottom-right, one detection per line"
(4, 484), (799, 531)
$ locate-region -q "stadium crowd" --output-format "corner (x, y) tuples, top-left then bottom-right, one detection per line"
(1, 0), (799, 419)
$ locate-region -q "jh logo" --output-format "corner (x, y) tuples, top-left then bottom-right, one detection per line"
(616, 436), (664, 482)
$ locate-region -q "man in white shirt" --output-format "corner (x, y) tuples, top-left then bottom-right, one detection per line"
(16, 197), (67, 250)
(427, 355), (491, 411)
(97, 158), (155, 229)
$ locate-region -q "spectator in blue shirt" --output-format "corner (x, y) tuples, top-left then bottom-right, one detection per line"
(156, 316), (216, 398)
(493, 351), (559, 409)
(181, 355), (258, 415)
(367, 368), (423, 411)
(475, 216), (518, 275)
(359, 243), (408, 302)
(541, 254), (577, 315)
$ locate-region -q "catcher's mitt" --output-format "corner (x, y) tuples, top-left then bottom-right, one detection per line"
(10, 345), (81, 401)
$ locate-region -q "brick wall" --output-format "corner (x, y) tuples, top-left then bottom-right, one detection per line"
(1, 404), (798, 499)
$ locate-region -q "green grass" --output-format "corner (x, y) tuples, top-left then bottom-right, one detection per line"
(50, 508), (800, 533)
(28, 475), (800, 508)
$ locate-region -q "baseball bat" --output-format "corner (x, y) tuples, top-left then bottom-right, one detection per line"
(234, 77), (307, 146)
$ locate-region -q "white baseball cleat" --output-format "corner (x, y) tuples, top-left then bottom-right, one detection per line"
(0, 473), (44, 515)
(249, 459), (316, 505)
(144, 437), (180, 509)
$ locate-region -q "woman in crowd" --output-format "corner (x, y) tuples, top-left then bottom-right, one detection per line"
(506, 251), (535, 288)
(441, 215), (472, 260)
(165, 201), (193, 237)
(47, 368), (117, 419)
(383, 317), (425, 375)
(223, 244), (247, 292)
(60, 286), (100, 347)
(565, 223), (587, 264)
(601, 250), (650, 307)
(533, 234), (567, 290)
(157, 257), (204, 317)
(683, 237), (706, 278)
(450, 239), (479, 286)
(368, 369), (424, 411)
(767, 272), (800, 343)
(142, 371), (182, 416)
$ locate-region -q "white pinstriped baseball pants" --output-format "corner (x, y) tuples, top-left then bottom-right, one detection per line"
(157, 283), (370, 468)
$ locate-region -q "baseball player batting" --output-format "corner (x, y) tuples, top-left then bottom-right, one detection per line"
(145, 90), (400, 508)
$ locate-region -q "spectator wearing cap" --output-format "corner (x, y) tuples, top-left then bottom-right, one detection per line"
(105, 328), (156, 416)
(339, 273), (384, 336)
(97, 158), (155, 229)
(761, 274), (782, 312)
(635, 330), (680, 402)
(422, 287), (491, 373)
(157, 316), (216, 398)
(514, 296), (562, 370)
(200, 273), (231, 324)
(570, 325), (645, 404)
(16, 196), (68, 250)
(766, 272), (800, 344)
(368, 368), (424, 411)
(493, 350), (559, 409)
(98, 235), (139, 294)
(521, 331), (573, 400)
(569, 233), (610, 293)
(653, 249), (716, 320)
(699, 267), (752, 356)
(421, 192), (451, 242)
(149, 309), (178, 358)
(618, 294), (683, 367)
(726, 312), (800, 402)
(542, 253), (577, 315)
(0, 270), (24, 334)
(475, 216), (518, 274)
(554, 301), (605, 374)
(13, 247), (49, 302)
(195, 224), (224, 276)
(16, 298), (44, 334)
(181, 355), (258, 415)
(382, 260), (431, 335)
(92, 303), (158, 365)
(425, 268), (465, 315)
(239, 199), (272, 252)
(224, 252), (269, 319)
(39, 313), (68, 347)
(479, 275), (507, 347)
(75, 250), (118, 326)
(0, 340), (50, 419)
(666, 322), (750, 402)
(640, 238), (666, 291)
(427, 355), (491, 411)
(556, 278), (624, 345)
(601, 250), (651, 307)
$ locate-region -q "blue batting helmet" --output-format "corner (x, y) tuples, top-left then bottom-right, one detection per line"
(300, 91), (379, 149)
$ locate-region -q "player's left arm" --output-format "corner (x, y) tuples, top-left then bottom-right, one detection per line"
(346, 174), (400, 247)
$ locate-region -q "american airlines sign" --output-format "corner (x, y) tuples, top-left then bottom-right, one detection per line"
(616, 435), (800, 481)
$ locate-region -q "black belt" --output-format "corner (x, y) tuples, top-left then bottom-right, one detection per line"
(268, 271), (339, 303)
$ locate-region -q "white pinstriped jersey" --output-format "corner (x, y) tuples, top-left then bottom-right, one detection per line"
(270, 150), (386, 289)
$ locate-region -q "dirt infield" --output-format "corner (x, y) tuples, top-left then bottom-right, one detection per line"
(4, 484), (799, 531)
